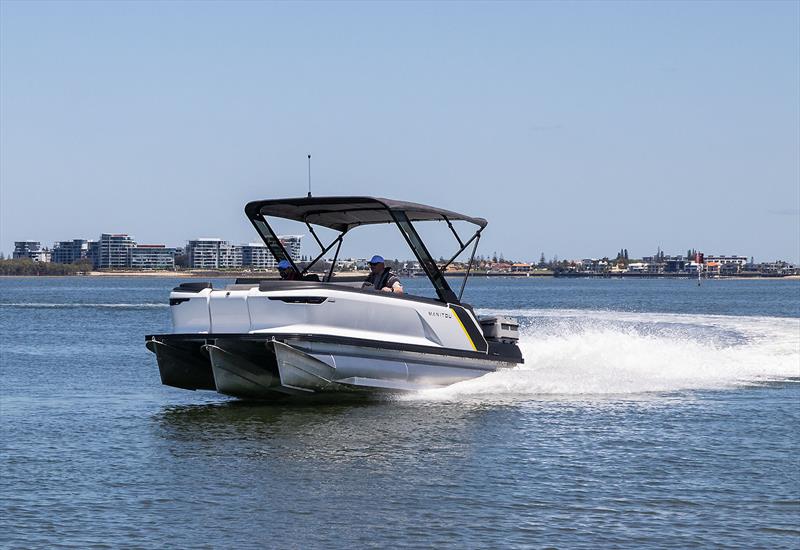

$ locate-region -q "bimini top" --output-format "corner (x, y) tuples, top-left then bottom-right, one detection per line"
(245, 196), (487, 232)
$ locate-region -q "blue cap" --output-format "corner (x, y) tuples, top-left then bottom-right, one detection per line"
(369, 255), (384, 264)
(277, 260), (291, 269)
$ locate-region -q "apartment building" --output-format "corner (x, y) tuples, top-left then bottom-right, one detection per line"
(129, 245), (176, 270)
(279, 235), (303, 264)
(186, 238), (242, 269)
(241, 243), (273, 269)
(94, 234), (136, 269)
(51, 239), (89, 264)
(12, 241), (50, 262)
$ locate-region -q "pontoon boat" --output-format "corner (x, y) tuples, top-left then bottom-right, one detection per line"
(145, 197), (522, 399)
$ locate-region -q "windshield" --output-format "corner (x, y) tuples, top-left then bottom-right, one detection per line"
(249, 211), (482, 305)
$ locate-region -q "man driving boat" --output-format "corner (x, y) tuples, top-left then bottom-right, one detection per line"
(278, 259), (300, 280)
(362, 255), (403, 294)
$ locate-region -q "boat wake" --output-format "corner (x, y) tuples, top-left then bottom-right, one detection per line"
(409, 309), (800, 401)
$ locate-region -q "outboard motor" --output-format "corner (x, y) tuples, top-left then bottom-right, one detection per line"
(479, 316), (520, 343)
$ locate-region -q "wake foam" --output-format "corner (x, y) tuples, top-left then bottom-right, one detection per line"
(411, 309), (800, 401)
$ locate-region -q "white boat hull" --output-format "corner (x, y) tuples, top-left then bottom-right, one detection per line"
(147, 333), (518, 400)
(146, 280), (522, 400)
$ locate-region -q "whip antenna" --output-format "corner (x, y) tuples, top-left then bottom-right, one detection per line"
(307, 154), (312, 197)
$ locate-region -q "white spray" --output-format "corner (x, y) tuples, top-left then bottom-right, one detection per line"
(410, 309), (800, 401)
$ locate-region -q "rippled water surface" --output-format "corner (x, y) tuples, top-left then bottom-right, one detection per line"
(1, 277), (799, 548)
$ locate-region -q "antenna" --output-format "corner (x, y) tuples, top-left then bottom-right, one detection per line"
(307, 154), (312, 197)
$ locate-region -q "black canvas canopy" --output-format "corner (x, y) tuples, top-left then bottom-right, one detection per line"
(245, 196), (487, 233)
(244, 196), (487, 305)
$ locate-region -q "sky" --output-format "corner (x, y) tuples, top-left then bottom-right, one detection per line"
(1, 0), (798, 263)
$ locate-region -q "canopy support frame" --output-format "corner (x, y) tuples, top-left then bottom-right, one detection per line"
(247, 197), (487, 306)
(459, 234), (481, 302)
(251, 216), (299, 273)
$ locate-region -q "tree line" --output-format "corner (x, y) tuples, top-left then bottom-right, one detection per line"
(0, 258), (94, 276)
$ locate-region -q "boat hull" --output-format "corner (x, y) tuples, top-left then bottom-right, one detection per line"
(145, 333), (519, 400)
(145, 338), (215, 391)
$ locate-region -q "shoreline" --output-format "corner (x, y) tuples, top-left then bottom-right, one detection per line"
(1, 272), (798, 280)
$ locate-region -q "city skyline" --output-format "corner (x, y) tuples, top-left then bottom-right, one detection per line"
(8, 233), (791, 266)
(10, 234), (797, 279)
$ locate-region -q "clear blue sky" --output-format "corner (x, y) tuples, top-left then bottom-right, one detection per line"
(1, 0), (798, 262)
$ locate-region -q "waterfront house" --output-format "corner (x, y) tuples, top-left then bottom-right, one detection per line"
(705, 261), (720, 275)
(489, 262), (513, 272)
(580, 259), (610, 273)
(664, 259), (687, 273)
(758, 261), (798, 275)
(686, 262), (701, 274)
(705, 255), (747, 273)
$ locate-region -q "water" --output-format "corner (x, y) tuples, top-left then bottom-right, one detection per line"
(1, 277), (798, 548)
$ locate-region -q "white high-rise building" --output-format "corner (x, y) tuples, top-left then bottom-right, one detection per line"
(129, 245), (176, 270)
(95, 234), (136, 269)
(240, 236), (303, 270)
(241, 243), (273, 269)
(279, 235), (303, 264)
(186, 238), (242, 269)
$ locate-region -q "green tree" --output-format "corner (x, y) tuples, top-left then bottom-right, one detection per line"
(0, 258), (92, 276)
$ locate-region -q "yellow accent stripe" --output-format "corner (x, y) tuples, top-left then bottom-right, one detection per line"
(451, 308), (477, 351)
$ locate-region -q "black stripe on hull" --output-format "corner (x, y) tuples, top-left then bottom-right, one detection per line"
(449, 304), (489, 353)
(145, 331), (523, 364)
